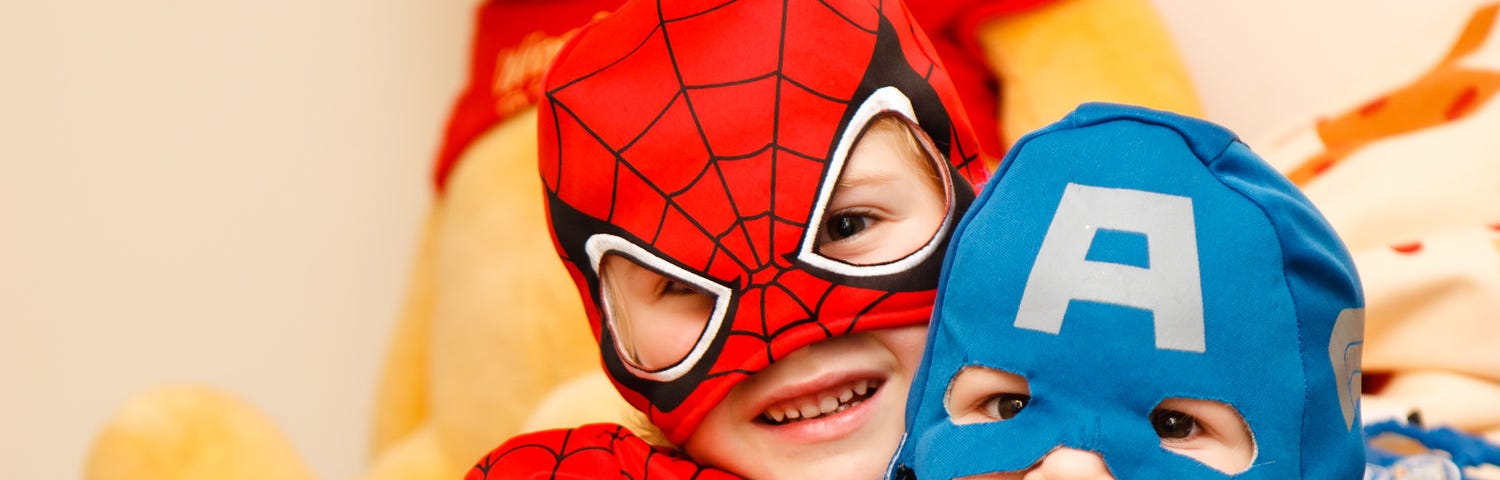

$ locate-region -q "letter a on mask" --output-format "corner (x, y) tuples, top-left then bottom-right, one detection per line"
(1014, 183), (1205, 352)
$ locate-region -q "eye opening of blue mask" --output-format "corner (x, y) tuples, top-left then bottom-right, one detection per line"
(1149, 397), (1259, 475)
(940, 363), (1259, 477)
(945, 365), (1032, 426)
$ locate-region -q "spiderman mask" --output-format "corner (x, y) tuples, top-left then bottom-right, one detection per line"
(539, 0), (988, 445)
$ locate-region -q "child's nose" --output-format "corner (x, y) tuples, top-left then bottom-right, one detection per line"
(1022, 448), (1114, 480)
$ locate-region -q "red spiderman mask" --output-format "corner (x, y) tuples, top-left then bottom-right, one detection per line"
(539, 0), (988, 444)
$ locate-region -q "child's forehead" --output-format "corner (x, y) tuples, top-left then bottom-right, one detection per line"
(850, 117), (944, 188)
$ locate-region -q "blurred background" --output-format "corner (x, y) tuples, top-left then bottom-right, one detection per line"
(2, 1), (467, 478)
(0, 0), (1490, 479)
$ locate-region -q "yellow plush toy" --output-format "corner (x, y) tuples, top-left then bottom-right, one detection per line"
(83, 1), (1201, 479)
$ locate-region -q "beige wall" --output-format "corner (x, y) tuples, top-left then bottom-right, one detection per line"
(0, 0), (468, 478)
(1151, 0), (1494, 143)
(2, 0), (1493, 479)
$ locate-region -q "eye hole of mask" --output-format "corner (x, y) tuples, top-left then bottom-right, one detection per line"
(1151, 398), (1256, 474)
(813, 114), (952, 267)
(941, 367), (1257, 476)
(945, 365), (1031, 425)
(598, 253), (718, 372)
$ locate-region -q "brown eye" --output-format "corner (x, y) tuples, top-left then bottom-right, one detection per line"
(824, 212), (870, 241)
(1150, 408), (1198, 439)
(1151, 398), (1255, 474)
(983, 393), (1030, 420)
(945, 366), (1030, 425)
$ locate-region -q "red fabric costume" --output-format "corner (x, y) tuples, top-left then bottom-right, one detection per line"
(431, 0), (1054, 192)
(467, 424), (740, 480)
(466, 0), (995, 477)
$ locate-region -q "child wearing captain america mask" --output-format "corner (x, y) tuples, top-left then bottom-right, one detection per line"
(891, 104), (1367, 479)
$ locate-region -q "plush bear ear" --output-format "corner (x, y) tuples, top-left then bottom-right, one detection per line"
(86, 386), (317, 480)
(966, 0), (1203, 158)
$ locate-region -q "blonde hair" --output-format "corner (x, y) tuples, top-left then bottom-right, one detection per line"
(598, 258), (681, 450)
(598, 255), (642, 366)
(626, 409), (675, 448)
(861, 115), (945, 196)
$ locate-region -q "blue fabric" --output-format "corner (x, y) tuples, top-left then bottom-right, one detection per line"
(1365, 420), (1500, 477)
(892, 103), (1366, 479)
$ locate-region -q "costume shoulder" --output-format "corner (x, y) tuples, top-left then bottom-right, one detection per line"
(465, 423), (740, 480)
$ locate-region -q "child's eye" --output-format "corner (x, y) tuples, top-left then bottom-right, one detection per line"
(1149, 407), (1198, 439)
(981, 393), (1030, 420)
(658, 279), (699, 297)
(943, 366), (1031, 425)
(1150, 398), (1256, 474)
(598, 254), (719, 372)
(823, 210), (874, 242)
(807, 115), (950, 266)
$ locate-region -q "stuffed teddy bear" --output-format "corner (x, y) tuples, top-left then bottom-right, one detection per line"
(83, 1), (1202, 479)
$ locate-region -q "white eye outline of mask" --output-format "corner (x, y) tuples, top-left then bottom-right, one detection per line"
(586, 233), (733, 382)
(796, 86), (957, 275)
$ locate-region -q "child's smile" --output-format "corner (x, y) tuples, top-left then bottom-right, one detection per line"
(685, 325), (926, 479)
(757, 377), (880, 426)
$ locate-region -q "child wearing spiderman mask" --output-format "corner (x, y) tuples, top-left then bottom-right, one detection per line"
(467, 0), (990, 478)
(890, 103), (1366, 479)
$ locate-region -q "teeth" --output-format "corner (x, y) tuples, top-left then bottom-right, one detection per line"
(798, 401), (820, 419)
(767, 408), (785, 423)
(819, 395), (838, 413)
(760, 379), (880, 425)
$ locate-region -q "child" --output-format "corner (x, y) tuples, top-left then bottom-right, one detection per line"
(890, 103), (1367, 479)
(467, 0), (989, 478)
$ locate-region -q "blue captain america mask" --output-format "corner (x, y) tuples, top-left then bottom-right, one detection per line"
(891, 103), (1365, 479)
